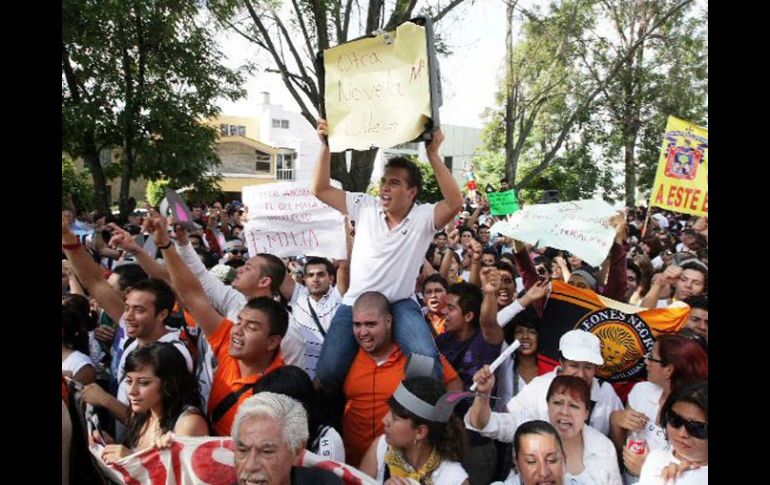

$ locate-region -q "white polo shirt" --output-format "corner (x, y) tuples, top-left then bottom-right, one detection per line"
(343, 193), (437, 305)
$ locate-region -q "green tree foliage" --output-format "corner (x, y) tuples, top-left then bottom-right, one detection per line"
(62, 0), (246, 216)
(62, 154), (95, 212)
(478, 0), (698, 203)
(226, 0), (472, 192)
(590, 0), (708, 205)
(145, 179), (170, 208)
(416, 160), (442, 204)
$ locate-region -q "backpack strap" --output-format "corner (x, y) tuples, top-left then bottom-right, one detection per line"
(210, 383), (255, 426)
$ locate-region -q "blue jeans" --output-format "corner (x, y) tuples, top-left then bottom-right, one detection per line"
(316, 298), (443, 391)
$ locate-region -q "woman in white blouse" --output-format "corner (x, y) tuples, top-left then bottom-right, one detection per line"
(467, 367), (622, 485)
(639, 381), (708, 484)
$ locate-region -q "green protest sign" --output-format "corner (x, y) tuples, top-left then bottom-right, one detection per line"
(489, 190), (520, 216)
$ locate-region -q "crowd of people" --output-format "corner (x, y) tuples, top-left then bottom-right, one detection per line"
(62, 120), (708, 485)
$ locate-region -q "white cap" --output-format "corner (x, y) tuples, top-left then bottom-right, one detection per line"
(652, 213), (669, 229)
(559, 330), (604, 366)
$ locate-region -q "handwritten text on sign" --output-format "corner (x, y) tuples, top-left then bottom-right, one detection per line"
(243, 181), (346, 259)
(324, 21), (431, 152)
(490, 199), (617, 267)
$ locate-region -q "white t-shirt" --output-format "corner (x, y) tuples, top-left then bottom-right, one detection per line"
(638, 449), (708, 485)
(344, 193), (437, 305)
(312, 425), (346, 464)
(62, 350), (95, 377)
(627, 382), (668, 452)
(289, 283), (342, 379)
(373, 435), (468, 485)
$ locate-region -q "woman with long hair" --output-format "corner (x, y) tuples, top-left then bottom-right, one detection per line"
(360, 376), (469, 484)
(468, 372), (621, 485)
(610, 335), (708, 479)
(61, 294), (97, 385)
(638, 381), (708, 484)
(98, 342), (208, 464)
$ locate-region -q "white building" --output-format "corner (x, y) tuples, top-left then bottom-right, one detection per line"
(255, 92), (322, 183)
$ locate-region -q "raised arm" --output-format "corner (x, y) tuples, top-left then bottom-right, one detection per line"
(640, 265), (682, 309)
(148, 216), (225, 336)
(468, 239), (483, 287)
(426, 130), (464, 229)
(479, 266), (504, 345)
(602, 214), (629, 301)
(61, 214), (124, 322)
(512, 239), (545, 317)
(106, 223), (171, 284)
(311, 119), (348, 214)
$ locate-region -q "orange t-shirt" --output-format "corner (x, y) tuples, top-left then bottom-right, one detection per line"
(427, 312), (446, 335)
(206, 318), (284, 436)
(342, 344), (459, 467)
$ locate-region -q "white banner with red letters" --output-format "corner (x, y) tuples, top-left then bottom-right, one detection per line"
(90, 436), (378, 485)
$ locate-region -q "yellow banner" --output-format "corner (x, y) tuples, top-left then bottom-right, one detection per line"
(649, 116), (708, 216)
(323, 21), (431, 152)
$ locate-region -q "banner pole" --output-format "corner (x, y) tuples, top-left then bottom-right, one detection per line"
(641, 207), (652, 239)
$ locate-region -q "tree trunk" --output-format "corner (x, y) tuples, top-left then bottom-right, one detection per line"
(118, 155), (134, 218)
(504, 0), (516, 186)
(83, 148), (110, 213)
(331, 148), (379, 192)
(624, 139), (637, 207)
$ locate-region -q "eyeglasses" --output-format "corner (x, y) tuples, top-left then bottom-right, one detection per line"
(644, 351), (666, 365)
(667, 409), (708, 439)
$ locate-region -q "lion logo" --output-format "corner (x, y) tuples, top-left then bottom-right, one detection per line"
(576, 309), (653, 382)
(593, 324), (644, 379)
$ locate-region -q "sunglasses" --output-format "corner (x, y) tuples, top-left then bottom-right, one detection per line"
(536, 267), (548, 276)
(645, 351), (666, 365)
(667, 409), (708, 439)
(228, 249), (247, 255)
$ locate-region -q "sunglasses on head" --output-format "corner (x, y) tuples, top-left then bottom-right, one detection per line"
(667, 409), (708, 439)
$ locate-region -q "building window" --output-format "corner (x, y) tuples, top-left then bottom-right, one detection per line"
(272, 119), (281, 128)
(276, 152), (296, 180)
(444, 156), (453, 171)
(272, 119), (290, 129)
(99, 148), (112, 166)
(220, 124), (246, 136)
(255, 150), (272, 173)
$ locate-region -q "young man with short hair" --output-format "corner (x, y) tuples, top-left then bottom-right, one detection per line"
(147, 216), (288, 436)
(312, 119), (464, 392)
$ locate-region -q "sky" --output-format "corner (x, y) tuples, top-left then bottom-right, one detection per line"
(215, 0), (514, 129)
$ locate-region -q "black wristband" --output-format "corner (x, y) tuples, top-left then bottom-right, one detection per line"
(157, 241), (173, 250)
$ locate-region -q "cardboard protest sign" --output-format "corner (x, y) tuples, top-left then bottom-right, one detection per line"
(489, 189), (520, 216)
(649, 116), (708, 216)
(490, 199), (616, 267)
(90, 436), (377, 485)
(321, 18), (441, 152)
(242, 181), (346, 259)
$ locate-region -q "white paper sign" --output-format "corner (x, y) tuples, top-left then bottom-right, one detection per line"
(242, 181), (346, 259)
(490, 199), (617, 267)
